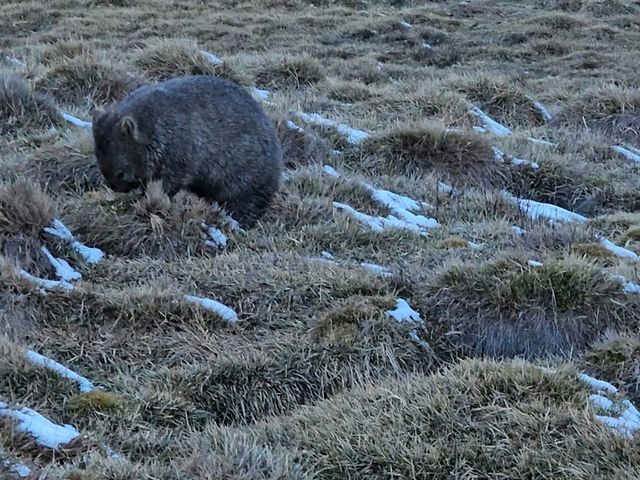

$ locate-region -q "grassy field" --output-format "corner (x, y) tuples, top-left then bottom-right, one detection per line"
(2, 0), (640, 477)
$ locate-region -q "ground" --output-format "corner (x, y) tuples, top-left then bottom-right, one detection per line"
(1, 0), (640, 478)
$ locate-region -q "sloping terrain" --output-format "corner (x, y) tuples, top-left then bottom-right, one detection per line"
(1, 0), (640, 478)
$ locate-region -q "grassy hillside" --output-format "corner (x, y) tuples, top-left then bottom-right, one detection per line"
(1, 0), (640, 477)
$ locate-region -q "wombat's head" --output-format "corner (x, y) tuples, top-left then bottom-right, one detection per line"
(91, 107), (151, 193)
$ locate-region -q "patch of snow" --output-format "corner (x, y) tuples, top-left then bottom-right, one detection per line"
(623, 282), (640, 294)
(286, 120), (304, 133)
(295, 111), (369, 145)
(322, 165), (340, 178)
(493, 146), (539, 169)
(25, 350), (94, 393)
(492, 146), (505, 161)
(252, 87), (271, 100)
(44, 219), (104, 264)
(60, 111), (92, 129)
(598, 237), (638, 260)
(399, 20), (412, 29)
(511, 225), (526, 236)
(469, 106), (512, 136)
(579, 373), (618, 394)
(320, 250), (335, 260)
(386, 298), (424, 325)
(527, 260), (544, 267)
(595, 414), (640, 439)
(527, 137), (557, 147)
(588, 392), (640, 439)
(421, 42), (433, 49)
(438, 182), (456, 194)
(510, 156), (540, 169)
(0, 402), (79, 449)
(612, 145), (640, 163)
(207, 226), (228, 248)
(19, 270), (74, 291)
(281, 171), (293, 181)
(506, 193), (587, 223)
(333, 201), (433, 236)
(200, 50), (223, 65)
(184, 294), (238, 323)
(473, 126), (487, 133)
(12, 463), (31, 477)
(360, 262), (392, 277)
(526, 95), (553, 123)
(41, 246), (81, 282)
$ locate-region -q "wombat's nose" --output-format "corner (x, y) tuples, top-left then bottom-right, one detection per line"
(115, 171), (126, 180)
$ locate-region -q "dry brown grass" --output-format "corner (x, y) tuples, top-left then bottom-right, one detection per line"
(1, 0), (640, 476)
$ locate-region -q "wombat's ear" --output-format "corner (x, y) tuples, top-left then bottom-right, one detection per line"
(119, 116), (150, 145)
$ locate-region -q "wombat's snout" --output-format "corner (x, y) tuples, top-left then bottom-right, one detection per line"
(106, 170), (141, 193)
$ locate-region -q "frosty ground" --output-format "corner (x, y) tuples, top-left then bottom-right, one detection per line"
(2, 0), (640, 478)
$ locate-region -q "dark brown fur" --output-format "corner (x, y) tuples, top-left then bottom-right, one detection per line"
(91, 75), (283, 227)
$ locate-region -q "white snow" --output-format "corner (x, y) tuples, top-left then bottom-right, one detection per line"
(527, 137), (557, 147)
(19, 270), (74, 291)
(438, 182), (456, 194)
(612, 145), (640, 163)
(295, 111), (370, 145)
(623, 282), (640, 293)
(473, 126), (487, 133)
(184, 294), (238, 323)
(44, 219), (104, 264)
(25, 350), (94, 393)
(422, 42), (433, 49)
(252, 87), (271, 100)
(5, 56), (26, 68)
(506, 194), (587, 223)
(41, 246), (81, 282)
(594, 414), (640, 439)
(469, 106), (512, 136)
(0, 402), (80, 449)
(492, 146), (539, 168)
(321, 250), (335, 259)
(511, 225), (526, 236)
(399, 20), (412, 29)
(207, 226), (228, 248)
(510, 156), (540, 169)
(526, 96), (553, 123)
(588, 393), (640, 439)
(286, 120), (304, 133)
(12, 464), (31, 477)
(60, 111), (92, 129)
(322, 165), (340, 178)
(527, 260), (544, 267)
(579, 373), (618, 394)
(598, 237), (639, 260)
(386, 298), (424, 325)
(333, 201), (433, 236)
(360, 262), (392, 277)
(200, 50), (223, 65)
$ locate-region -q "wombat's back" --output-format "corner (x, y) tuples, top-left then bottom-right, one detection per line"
(117, 75), (283, 226)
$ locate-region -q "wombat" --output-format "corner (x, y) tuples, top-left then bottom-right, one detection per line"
(91, 74), (283, 227)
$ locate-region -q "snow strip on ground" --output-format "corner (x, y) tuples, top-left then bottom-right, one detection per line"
(41, 246), (81, 282)
(295, 111), (370, 144)
(526, 95), (553, 123)
(25, 350), (94, 393)
(527, 137), (557, 147)
(184, 294), (238, 323)
(492, 146), (539, 169)
(19, 270), (74, 291)
(321, 250), (335, 259)
(612, 145), (640, 163)
(60, 111), (92, 129)
(200, 50), (223, 65)
(333, 201), (432, 236)
(360, 262), (392, 277)
(44, 219), (104, 263)
(0, 402), (80, 449)
(385, 298), (429, 348)
(598, 237), (639, 260)
(469, 106), (512, 136)
(504, 193), (588, 223)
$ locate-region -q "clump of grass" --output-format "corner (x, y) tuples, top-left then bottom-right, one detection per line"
(427, 254), (635, 358)
(64, 181), (233, 259)
(587, 212), (640, 237)
(437, 235), (474, 249)
(357, 120), (504, 188)
(41, 40), (95, 65)
(452, 73), (547, 127)
(0, 179), (55, 236)
(571, 242), (618, 262)
(66, 391), (128, 416)
(200, 359), (640, 479)
(325, 79), (373, 102)
(38, 55), (141, 108)
(254, 54), (325, 89)
(133, 38), (245, 84)
(583, 332), (640, 403)
(0, 73), (60, 136)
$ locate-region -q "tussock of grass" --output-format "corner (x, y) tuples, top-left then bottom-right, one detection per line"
(197, 359), (640, 479)
(427, 254), (635, 358)
(38, 55), (141, 108)
(41, 40), (95, 65)
(0, 179), (54, 236)
(254, 54), (325, 89)
(66, 391), (127, 417)
(357, 120), (504, 187)
(571, 242), (618, 262)
(0, 73), (60, 136)
(63, 182), (232, 259)
(133, 38), (245, 84)
(274, 116), (330, 169)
